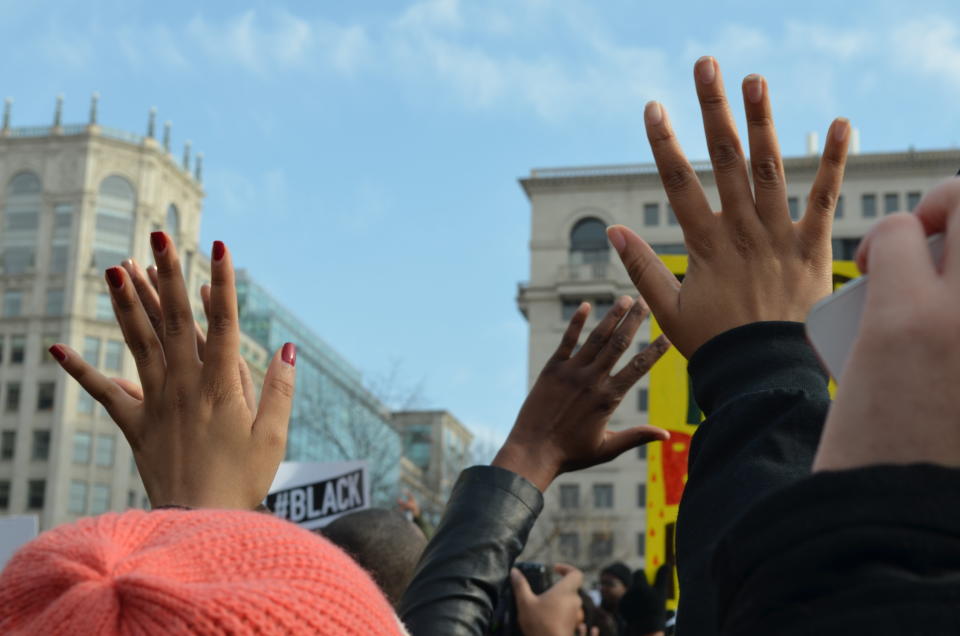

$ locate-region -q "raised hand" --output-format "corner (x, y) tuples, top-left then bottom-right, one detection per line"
(606, 57), (850, 358)
(815, 180), (960, 470)
(493, 296), (670, 491)
(511, 564), (585, 636)
(49, 233), (297, 509)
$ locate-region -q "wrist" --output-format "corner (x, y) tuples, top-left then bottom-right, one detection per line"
(491, 441), (561, 492)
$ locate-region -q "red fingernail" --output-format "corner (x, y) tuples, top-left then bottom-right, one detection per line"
(49, 345), (67, 362)
(150, 231), (168, 253)
(281, 342), (297, 367)
(212, 240), (225, 261)
(106, 266), (124, 289)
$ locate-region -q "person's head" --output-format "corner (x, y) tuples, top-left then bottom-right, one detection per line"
(579, 589), (620, 636)
(599, 561), (631, 611)
(0, 509), (402, 635)
(321, 508), (427, 608)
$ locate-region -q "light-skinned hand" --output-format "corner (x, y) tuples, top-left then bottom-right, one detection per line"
(606, 57), (850, 358)
(493, 296), (670, 492)
(511, 564), (585, 636)
(814, 181), (960, 470)
(49, 233), (296, 509)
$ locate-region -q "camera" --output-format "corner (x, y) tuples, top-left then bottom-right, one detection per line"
(489, 562), (555, 635)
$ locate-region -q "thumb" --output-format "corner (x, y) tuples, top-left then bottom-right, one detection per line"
(510, 568), (537, 606)
(254, 343), (297, 442)
(606, 225), (680, 327)
(600, 426), (670, 462)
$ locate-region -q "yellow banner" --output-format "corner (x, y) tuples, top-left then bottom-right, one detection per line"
(644, 257), (859, 608)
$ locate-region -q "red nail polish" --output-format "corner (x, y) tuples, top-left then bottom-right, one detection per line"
(106, 266), (124, 289)
(150, 231), (168, 253)
(49, 345), (67, 362)
(281, 342), (297, 367)
(212, 240), (225, 261)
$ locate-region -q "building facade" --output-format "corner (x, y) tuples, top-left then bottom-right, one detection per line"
(235, 271), (403, 507)
(0, 97), (205, 529)
(517, 147), (960, 576)
(393, 409), (473, 525)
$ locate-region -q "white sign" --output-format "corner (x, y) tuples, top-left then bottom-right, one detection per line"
(266, 460), (369, 530)
(0, 515), (39, 570)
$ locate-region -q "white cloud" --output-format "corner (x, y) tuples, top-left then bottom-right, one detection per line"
(207, 166), (291, 218)
(785, 21), (869, 60)
(891, 16), (960, 90)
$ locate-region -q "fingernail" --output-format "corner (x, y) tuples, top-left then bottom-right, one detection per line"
(150, 231), (168, 253)
(644, 101), (663, 126)
(106, 266), (124, 289)
(212, 240), (225, 261)
(48, 345), (67, 362)
(833, 117), (850, 142)
(696, 56), (716, 84)
(745, 74), (763, 104)
(606, 226), (626, 254)
(281, 342), (297, 367)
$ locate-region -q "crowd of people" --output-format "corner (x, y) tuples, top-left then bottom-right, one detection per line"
(2, 56), (959, 635)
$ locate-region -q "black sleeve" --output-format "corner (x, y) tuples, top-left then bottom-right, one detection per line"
(675, 322), (830, 636)
(399, 465), (543, 636)
(713, 464), (960, 636)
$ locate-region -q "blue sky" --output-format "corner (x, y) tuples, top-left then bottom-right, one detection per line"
(2, 0), (959, 451)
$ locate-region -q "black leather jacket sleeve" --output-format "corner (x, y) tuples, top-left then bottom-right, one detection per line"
(676, 322), (830, 635)
(399, 465), (544, 635)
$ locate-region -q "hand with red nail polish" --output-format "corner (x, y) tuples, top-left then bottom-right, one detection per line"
(606, 58), (851, 358)
(50, 235), (297, 510)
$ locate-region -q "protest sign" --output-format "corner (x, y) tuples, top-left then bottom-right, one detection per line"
(0, 515), (38, 569)
(265, 460), (369, 530)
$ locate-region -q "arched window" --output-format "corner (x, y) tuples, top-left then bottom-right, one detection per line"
(165, 203), (179, 239)
(569, 217), (609, 264)
(93, 175), (136, 269)
(2, 171), (42, 274)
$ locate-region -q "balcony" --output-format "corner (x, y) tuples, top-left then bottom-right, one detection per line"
(558, 262), (611, 282)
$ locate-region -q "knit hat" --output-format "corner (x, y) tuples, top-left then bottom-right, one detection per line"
(600, 561), (632, 588)
(618, 568), (667, 635)
(0, 509), (404, 635)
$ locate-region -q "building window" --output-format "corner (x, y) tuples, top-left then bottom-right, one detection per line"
(31, 430), (50, 461)
(638, 388), (649, 412)
(569, 217), (610, 265)
(41, 334), (58, 363)
(127, 490), (137, 508)
(95, 434), (115, 467)
(50, 245), (69, 274)
(73, 431), (92, 464)
(643, 203), (660, 226)
(907, 191), (922, 211)
(593, 298), (614, 318)
(10, 335), (25, 363)
(559, 533), (580, 560)
(787, 196), (800, 220)
(93, 175), (136, 269)
(637, 483), (646, 508)
(884, 193), (900, 214)
(1, 430), (15, 460)
(166, 203), (180, 241)
(96, 293), (113, 321)
(637, 445), (647, 459)
(559, 484), (580, 509)
(37, 382), (55, 411)
(637, 533), (646, 557)
(862, 193), (877, 218)
(45, 289), (65, 316)
(77, 391), (95, 414)
(593, 483), (614, 509)
(90, 483), (111, 514)
(2, 172), (41, 275)
(69, 480), (88, 514)
(5, 383), (20, 412)
(835, 195), (844, 219)
(832, 238), (861, 261)
(27, 479), (45, 509)
(667, 204), (679, 226)
(0, 480), (9, 508)
(3, 291), (23, 317)
(650, 243), (687, 255)
(104, 340), (123, 372)
(83, 337), (101, 366)
(562, 300), (583, 321)
(590, 532), (614, 560)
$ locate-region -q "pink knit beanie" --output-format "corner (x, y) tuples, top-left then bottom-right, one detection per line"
(0, 509), (405, 635)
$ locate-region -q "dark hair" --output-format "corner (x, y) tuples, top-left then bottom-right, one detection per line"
(320, 508), (427, 608)
(579, 590), (620, 636)
(600, 561), (632, 588)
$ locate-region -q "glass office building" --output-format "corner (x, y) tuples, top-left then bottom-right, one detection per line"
(235, 271), (401, 505)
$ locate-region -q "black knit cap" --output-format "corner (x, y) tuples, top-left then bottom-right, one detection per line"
(618, 568), (667, 635)
(600, 561), (632, 588)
